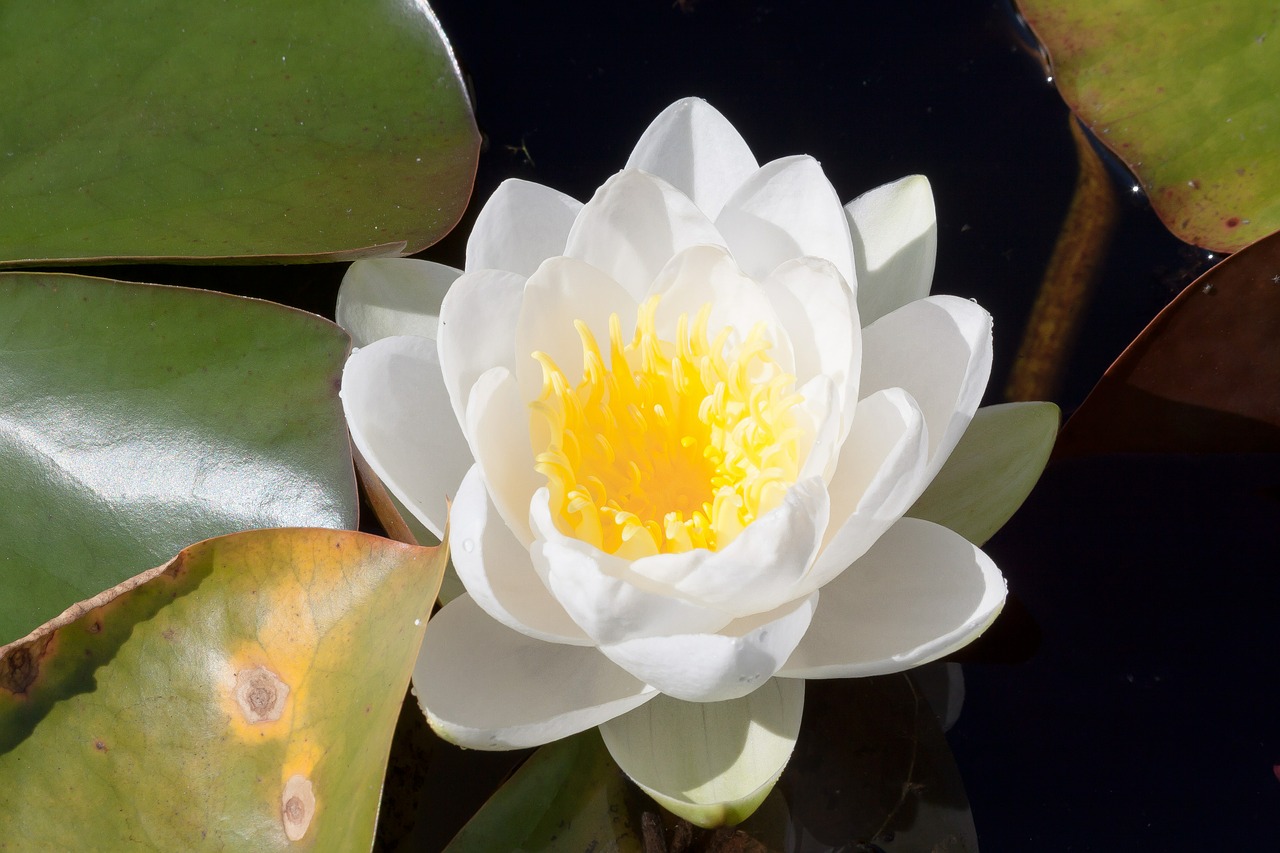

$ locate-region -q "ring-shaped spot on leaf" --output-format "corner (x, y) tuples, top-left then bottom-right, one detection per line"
(0, 272), (357, 646)
(0, 528), (447, 850)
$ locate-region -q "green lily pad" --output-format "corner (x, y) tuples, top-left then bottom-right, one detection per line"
(0, 0), (478, 265)
(0, 527), (447, 850)
(0, 272), (357, 646)
(444, 730), (643, 853)
(1019, 0), (1280, 251)
(1056, 227), (1280, 455)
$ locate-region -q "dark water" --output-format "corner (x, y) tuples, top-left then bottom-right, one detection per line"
(62, 0), (1278, 848)
(415, 1), (1278, 850)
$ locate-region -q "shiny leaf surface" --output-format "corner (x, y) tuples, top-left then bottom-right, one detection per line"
(0, 272), (357, 645)
(0, 0), (478, 265)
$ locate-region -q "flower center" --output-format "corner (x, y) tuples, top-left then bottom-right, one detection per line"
(531, 296), (803, 558)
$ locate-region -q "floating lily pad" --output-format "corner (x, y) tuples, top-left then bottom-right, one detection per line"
(444, 731), (644, 852)
(0, 528), (446, 850)
(1056, 227), (1280, 455)
(0, 272), (357, 646)
(0, 0), (478, 265)
(1019, 0), (1280, 251)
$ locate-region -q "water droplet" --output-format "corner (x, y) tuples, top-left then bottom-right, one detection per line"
(462, 539), (476, 553)
(414, 618), (421, 626)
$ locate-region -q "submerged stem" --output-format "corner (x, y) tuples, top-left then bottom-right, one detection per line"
(1006, 116), (1119, 402)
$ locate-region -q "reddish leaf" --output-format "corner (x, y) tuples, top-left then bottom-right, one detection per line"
(1056, 230), (1280, 456)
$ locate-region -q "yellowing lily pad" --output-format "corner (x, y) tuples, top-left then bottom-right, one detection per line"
(0, 528), (446, 850)
(0, 272), (357, 646)
(0, 0), (478, 265)
(1019, 0), (1280, 251)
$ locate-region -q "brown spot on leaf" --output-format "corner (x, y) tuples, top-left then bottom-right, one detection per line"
(1, 635), (52, 696)
(87, 621), (102, 634)
(281, 775), (316, 841)
(233, 666), (289, 723)
(1226, 217), (1241, 228)
(161, 627), (176, 641)
(94, 739), (107, 752)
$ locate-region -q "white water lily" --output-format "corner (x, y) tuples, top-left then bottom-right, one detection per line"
(340, 98), (1053, 826)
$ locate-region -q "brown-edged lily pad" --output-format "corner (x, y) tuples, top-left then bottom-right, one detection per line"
(1056, 228), (1280, 455)
(0, 528), (446, 850)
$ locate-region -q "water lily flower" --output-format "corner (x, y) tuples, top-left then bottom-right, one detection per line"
(340, 98), (1055, 826)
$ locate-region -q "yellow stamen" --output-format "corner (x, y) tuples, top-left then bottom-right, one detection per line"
(531, 296), (803, 554)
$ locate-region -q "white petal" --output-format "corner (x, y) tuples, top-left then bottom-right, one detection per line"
(465, 178), (582, 276)
(336, 258), (460, 346)
(859, 295), (993, 483)
(452, 465), (591, 644)
(626, 97), (759, 221)
(908, 401), (1059, 546)
(628, 477), (828, 618)
(465, 366), (541, 545)
(779, 517), (1006, 678)
(646, 244), (795, 377)
(600, 678), (803, 828)
(716, 155), (857, 288)
(804, 388), (928, 593)
(341, 336), (471, 537)
(760, 256), (860, 421)
(600, 594), (817, 702)
(437, 267), (526, 429)
(564, 170), (725, 300)
(845, 175), (938, 325)
(530, 490), (734, 643)
(416, 594), (656, 749)
(514, 255), (638, 407)
(795, 374), (841, 483)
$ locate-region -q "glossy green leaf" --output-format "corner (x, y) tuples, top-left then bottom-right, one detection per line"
(0, 0), (478, 265)
(445, 730), (644, 852)
(1056, 228), (1280, 456)
(0, 272), (357, 646)
(0, 528), (446, 850)
(909, 402), (1060, 545)
(1019, 0), (1280, 251)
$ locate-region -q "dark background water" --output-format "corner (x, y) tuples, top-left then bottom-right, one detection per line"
(71, 0), (1278, 848)
(413, 1), (1279, 850)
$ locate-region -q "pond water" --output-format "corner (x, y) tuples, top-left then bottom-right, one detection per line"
(79, 0), (1278, 849)
(414, 1), (1279, 849)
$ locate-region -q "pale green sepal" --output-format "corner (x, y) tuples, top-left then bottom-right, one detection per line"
(336, 257), (460, 346)
(599, 678), (804, 828)
(908, 401), (1059, 545)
